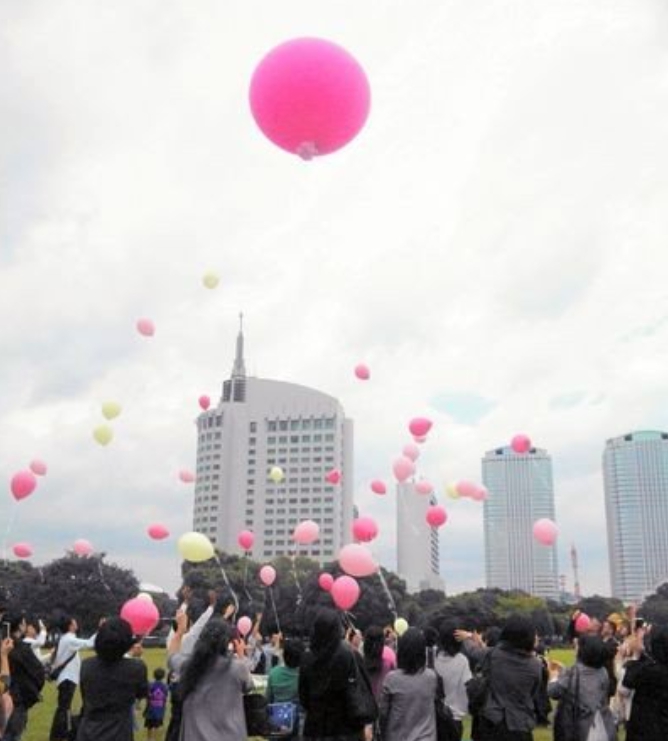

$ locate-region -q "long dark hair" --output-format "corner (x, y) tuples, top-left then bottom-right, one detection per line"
(397, 628), (426, 675)
(363, 626), (385, 675)
(310, 609), (342, 663)
(180, 618), (233, 698)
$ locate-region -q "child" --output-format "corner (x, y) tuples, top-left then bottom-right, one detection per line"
(145, 667), (169, 740)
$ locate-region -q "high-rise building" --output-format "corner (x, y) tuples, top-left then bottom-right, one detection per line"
(396, 483), (444, 593)
(482, 446), (559, 599)
(604, 430), (668, 603)
(193, 320), (354, 563)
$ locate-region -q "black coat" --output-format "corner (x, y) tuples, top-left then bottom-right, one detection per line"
(623, 657), (668, 741)
(8, 640), (45, 709)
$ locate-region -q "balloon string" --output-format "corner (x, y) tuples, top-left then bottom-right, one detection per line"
(267, 585), (281, 635)
(242, 554), (253, 608)
(215, 556), (239, 616)
(2, 502), (18, 563)
(291, 552), (303, 604)
(97, 560), (113, 593)
(378, 568), (397, 620)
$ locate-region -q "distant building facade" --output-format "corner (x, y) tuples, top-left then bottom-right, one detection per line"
(482, 446), (559, 599)
(193, 321), (354, 563)
(604, 430), (668, 602)
(396, 482), (444, 593)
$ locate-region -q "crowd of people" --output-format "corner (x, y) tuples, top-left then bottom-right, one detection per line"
(1, 582), (668, 741)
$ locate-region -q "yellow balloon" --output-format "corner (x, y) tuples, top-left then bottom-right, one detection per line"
(177, 532), (215, 563)
(446, 482), (460, 500)
(101, 401), (122, 420)
(394, 617), (409, 636)
(136, 592), (153, 603)
(269, 466), (285, 484)
(202, 271), (220, 290)
(93, 425), (114, 446)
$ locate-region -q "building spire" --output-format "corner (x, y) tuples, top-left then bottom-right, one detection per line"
(231, 312), (246, 379)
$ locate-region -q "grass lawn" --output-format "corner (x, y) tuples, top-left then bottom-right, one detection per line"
(22, 647), (623, 741)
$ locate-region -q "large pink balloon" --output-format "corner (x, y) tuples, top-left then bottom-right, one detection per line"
(511, 434), (532, 454)
(136, 318), (155, 337)
(318, 573), (334, 592)
(533, 518), (558, 546)
(402, 443), (420, 462)
(325, 469), (341, 484)
(471, 485), (489, 502)
(293, 520), (320, 545)
(331, 575), (361, 610)
(408, 417), (432, 437)
(354, 364), (370, 380)
(10, 470), (37, 501)
(575, 613), (591, 634)
(73, 539), (94, 556)
(120, 597), (159, 636)
(352, 517), (379, 543)
(179, 470), (196, 484)
(238, 530), (255, 551)
(198, 395), (211, 411)
(250, 38), (371, 159)
(147, 524), (170, 541)
(415, 480), (434, 496)
(392, 456), (415, 483)
(339, 543), (378, 577)
(29, 460), (47, 477)
(426, 505), (448, 528)
(370, 480), (386, 495)
(456, 480), (479, 498)
(259, 565), (277, 586)
(382, 645), (397, 667)
(237, 616), (253, 637)
(13, 542), (33, 559)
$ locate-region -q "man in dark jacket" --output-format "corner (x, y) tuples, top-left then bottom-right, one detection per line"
(5, 613), (46, 741)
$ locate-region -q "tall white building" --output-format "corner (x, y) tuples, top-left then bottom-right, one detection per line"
(482, 446), (559, 599)
(193, 321), (354, 562)
(396, 483), (444, 593)
(604, 430), (668, 603)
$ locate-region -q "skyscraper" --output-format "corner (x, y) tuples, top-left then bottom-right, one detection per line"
(604, 430), (668, 603)
(396, 483), (444, 593)
(192, 319), (354, 562)
(482, 446), (559, 599)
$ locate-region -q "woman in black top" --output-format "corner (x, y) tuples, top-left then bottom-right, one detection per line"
(77, 618), (148, 741)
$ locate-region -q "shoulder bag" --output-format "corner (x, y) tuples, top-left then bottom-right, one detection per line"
(434, 673), (460, 741)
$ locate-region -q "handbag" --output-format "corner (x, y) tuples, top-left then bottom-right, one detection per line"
(243, 692), (272, 737)
(465, 648), (494, 716)
(47, 651), (77, 682)
(553, 667), (590, 741)
(267, 701), (299, 737)
(434, 674), (460, 741)
(345, 652), (378, 727)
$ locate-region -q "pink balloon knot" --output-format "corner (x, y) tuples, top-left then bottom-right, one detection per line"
(296, 141), (319, 160)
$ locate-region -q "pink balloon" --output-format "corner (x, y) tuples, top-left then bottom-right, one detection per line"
(147, 524), (170, 541)
(426, 505), (448, 528)
(325, 469), (341, 484)
(12, 542), (33, 559)
(293, 520), (320, 546)
(339, 543), (378, 577)
(382, 645), (397, 667)
(575, 613), (591, 634)
(402, 443), (420, 462)
(136, 318), (155, 337)
(179, 470), (196, 484)
(392, 456), (415, 483)
(318, 573), (334, 592)
(331, 575), (361, 611)
(29, 460), (47, 477)
(415, 480), (434, 496)
(370, 479), (387, 495)
(471, 485), (489, 502)
(249, 38), (371, 159)
(408, 417), (432, 438)
(238, 530), (255, 551)
(533, 518), (558, 546)
(198, 395), (211, 411)
(511, 434), (532, 454)
(120, 597), (160, 636)
(413, 435), (428, 444)
(259, 564), (277, 586)
(352, 516), (379, 543)
(456, 480), (479, 498)
(73, 539), (94, 556)
(354, 364), (370, 380)
(10, 470), (37, 501)
(237, 616), (253, 637)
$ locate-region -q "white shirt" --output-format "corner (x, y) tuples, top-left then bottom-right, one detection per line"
(53, 632), (96, 686)
(24, 630), (48, 664)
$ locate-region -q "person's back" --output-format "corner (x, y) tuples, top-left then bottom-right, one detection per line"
(144, 671), (168, 740)
(267, 639), (302, 704)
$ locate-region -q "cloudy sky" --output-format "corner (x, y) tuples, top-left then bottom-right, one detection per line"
(2, 0), (667, 599)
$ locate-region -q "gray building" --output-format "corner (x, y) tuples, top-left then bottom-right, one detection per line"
(604, 430), (668, 602)
(482, 446), (559, 599)
(396, 483), (444, 593)
(193, 321), (354, 563)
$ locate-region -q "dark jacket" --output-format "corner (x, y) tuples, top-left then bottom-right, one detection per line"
(463, 640), (542, 733)
(299, 642), (364, 738)
(623, 657), (668, 741)
(8, 640), (45, 708)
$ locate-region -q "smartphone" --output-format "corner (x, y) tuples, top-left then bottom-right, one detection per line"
(2, 621), (10, 640)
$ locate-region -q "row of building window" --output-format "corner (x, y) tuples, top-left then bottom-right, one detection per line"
(266, 418), (336, 432)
